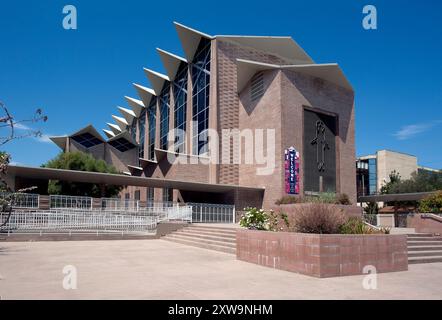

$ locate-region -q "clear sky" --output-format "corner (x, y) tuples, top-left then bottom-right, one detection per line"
(1, 0), (441, 169)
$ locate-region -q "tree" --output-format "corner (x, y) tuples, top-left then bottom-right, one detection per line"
(381, 170), (442, 194)
(42, 151), (123, 197)
(380, 170), (401, 194)
(0, 101), (48, 226)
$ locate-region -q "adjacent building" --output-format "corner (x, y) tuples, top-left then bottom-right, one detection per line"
(45, 22), (356, 209)
(356, 149), (440, 197)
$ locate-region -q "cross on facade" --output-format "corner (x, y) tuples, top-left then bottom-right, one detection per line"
(310, 120), (329, 172)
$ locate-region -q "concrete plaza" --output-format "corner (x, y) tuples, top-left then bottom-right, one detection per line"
(0, 239), (441, 300)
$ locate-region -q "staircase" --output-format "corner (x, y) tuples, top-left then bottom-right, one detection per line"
(408, 233), (442, 264)
(162, 224), (237, 254)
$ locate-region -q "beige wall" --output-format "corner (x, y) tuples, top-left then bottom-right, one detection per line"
(376, 150), (418, 191)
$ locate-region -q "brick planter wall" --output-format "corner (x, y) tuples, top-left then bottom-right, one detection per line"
(407, 214), (442, 234)
(236, 229), (408, 278)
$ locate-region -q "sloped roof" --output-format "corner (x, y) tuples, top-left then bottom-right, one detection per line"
(157, 48), (187, 80)
(143, 68), (170, 95)
(124, 96), (145, 117)
(236, 59), (353, 93)
(133, 83), (156, 108)
(118, 106), (136, 125)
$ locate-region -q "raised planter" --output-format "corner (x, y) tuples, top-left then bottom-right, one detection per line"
(236, 229), (408, 278)
(271, 204), (363, 219)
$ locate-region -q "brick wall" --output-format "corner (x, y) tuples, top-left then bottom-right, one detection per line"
(216, 39), (289, 186)
(236, 229), (408, 278)
(281, 70), (356, 203)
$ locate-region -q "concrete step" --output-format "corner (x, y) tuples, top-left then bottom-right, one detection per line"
(407, 233), (434, 237)
(174, 231), (236, 243)
(408, 251), (442, 257)
(408, 245), (442, 251)
(407, 237), (442, 241)
(179, 228), (236, 239)
(408, 256), (442, 264)
(408, 241), (442, 246)
(184, 226), (237, 235)
(162, 236), (236, 254)
(165, 234), (236, 249)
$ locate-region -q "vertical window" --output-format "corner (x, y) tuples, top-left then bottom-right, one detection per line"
(138, 110), (146, 165)
(191, 38), (211, 155)
(130, 119), (138, 142)
(147, 187), (154, 205)
(159, 83), (170, 150)
(134, 190), (140, 201)
(162, 188), (173, 204)
(147, 97), (157, 161)
(173, 62), (188, 153)
(368, 158), (377, 195)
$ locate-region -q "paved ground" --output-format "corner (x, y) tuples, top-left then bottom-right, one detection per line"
(1, 239), (442, 300)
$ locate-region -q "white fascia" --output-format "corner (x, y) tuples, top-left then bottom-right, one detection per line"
(133, 83), (156, 108)
(143, 68), (170, 95)
(125, 96), (145, 117)
(156, 48), (187, 81)
(173, 21), (213, 62)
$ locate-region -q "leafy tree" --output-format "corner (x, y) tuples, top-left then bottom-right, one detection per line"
(43, 151), (123, 197)
(363, 201), (379, 215)
(0, 101), (48, 226)
(381, 170), (442, 194)
(418, 191), (442, 213)
(380, 170), (401, 194)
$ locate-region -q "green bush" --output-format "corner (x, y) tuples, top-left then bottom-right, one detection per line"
(419, 191), (442, 213)
(364, 202), (379, 215)
(275, 196), (299, 205)
(239, 207), (268, 230)
(336, 193), (352, 205)
(267, 210), (290, 231)
(339, 217), (375, 234)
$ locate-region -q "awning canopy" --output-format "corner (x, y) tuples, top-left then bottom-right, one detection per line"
(6, 165), (265, 194)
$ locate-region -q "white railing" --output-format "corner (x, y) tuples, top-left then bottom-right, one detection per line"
(0, 193), (39, 209)
(101, 198), (139, 211)
(160, 205), (192, 222)
(50, 195), (92, 210)
(188, 202), (235, 223)
(0, 210), (157, 233)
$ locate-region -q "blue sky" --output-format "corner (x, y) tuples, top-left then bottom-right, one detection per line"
(0, 0), (441, 169)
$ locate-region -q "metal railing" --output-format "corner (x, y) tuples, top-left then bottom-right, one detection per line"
(50, 195), (92, 210)
(0, 203), (192, 233)
(188, 202), (235, 223)
(0, 193), (39, 209)
(0, 210), (158, 233)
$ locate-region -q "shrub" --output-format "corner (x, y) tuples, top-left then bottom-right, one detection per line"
(239, 207), (268, 230)
(336, 193), (352, 205)
(293, 203), (346, 234)
(339, 217), (376, 234)
(418, 191), (442, 213)
(268, 210), (291, 231)
(275, 196), (299, 205)
(364, 202), (379, 215)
